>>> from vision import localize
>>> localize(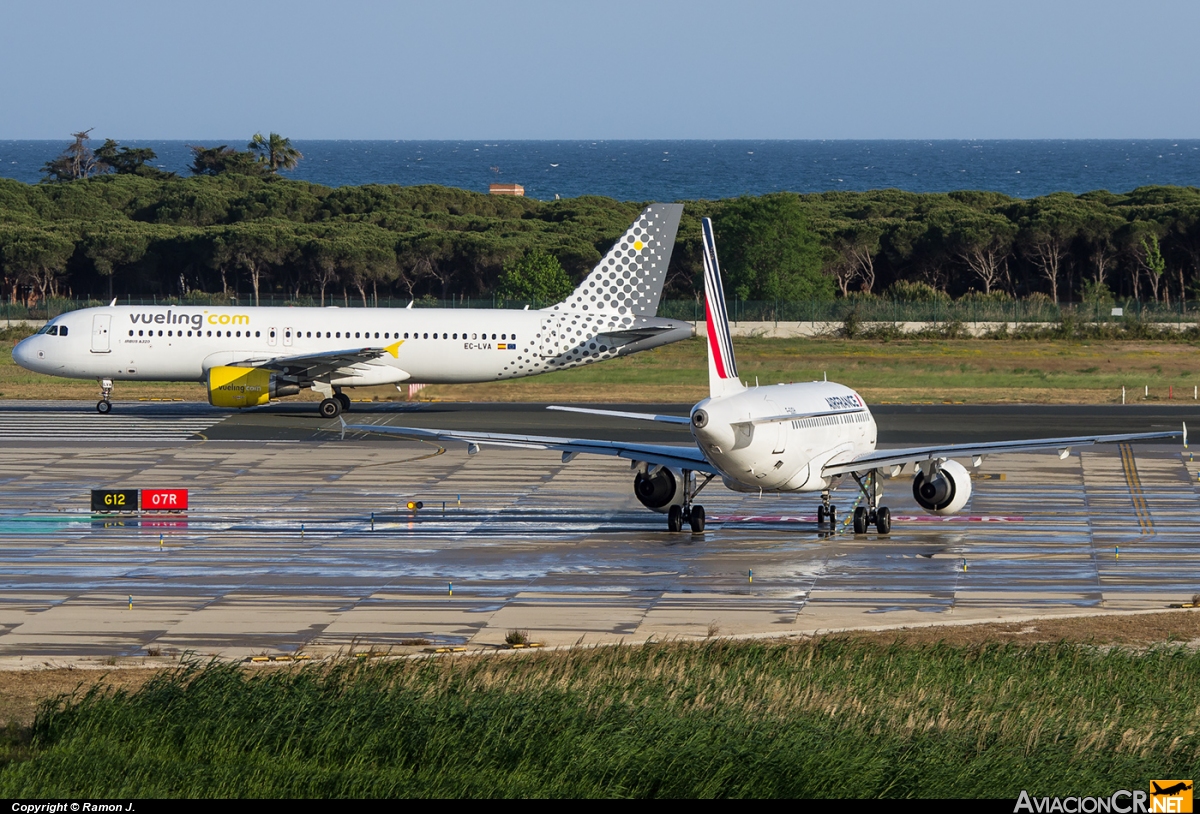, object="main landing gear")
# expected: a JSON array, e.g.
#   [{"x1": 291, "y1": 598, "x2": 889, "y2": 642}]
[
  {"x1": 849, "y1": 470, "x2": 891, "y2": 535},
  {"x1": 318, "y1": 391, "x2": 353, "y2": 418},
  {"x1": 667, "y1": 469, "x2": 715, "y2": 533},
  {"x1": 96, "y1": 379, "x2": 113, "y2": 414}
]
